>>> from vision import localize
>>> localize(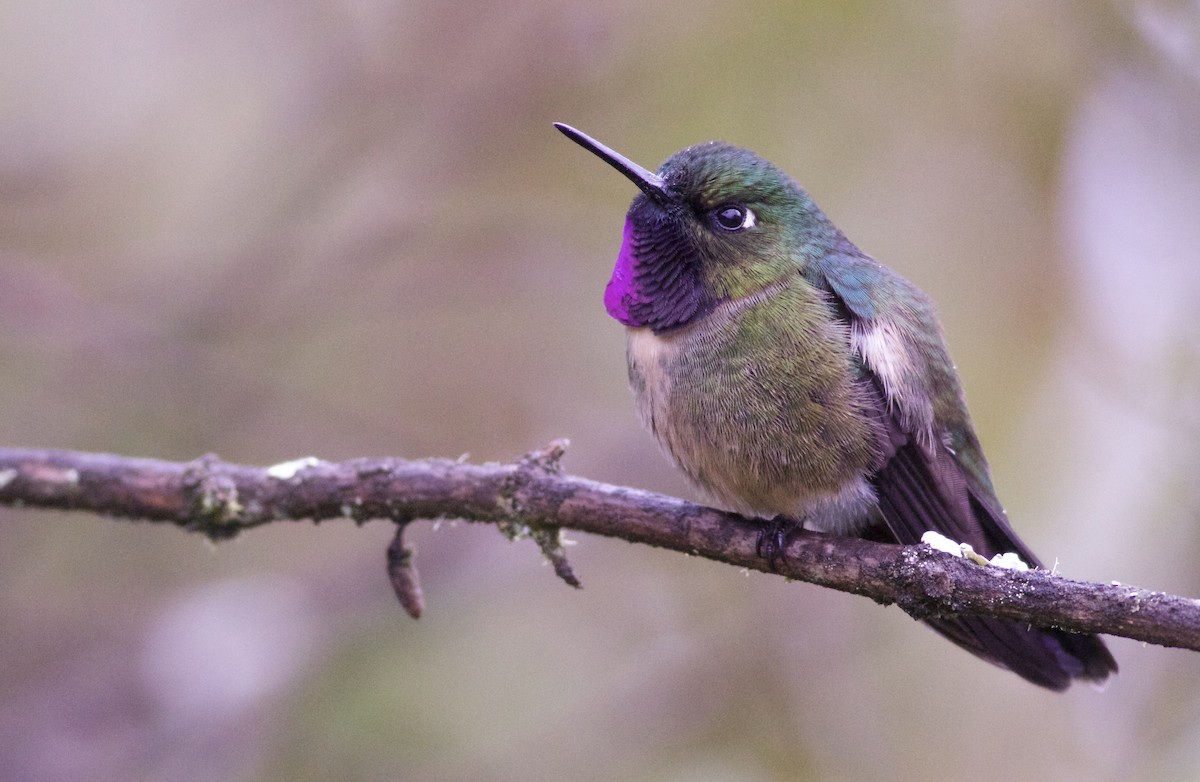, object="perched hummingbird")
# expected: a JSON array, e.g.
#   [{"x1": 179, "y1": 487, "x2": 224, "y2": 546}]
[{"x1": 556, "y1": 122, "x2": 1117, "y2": 691}]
